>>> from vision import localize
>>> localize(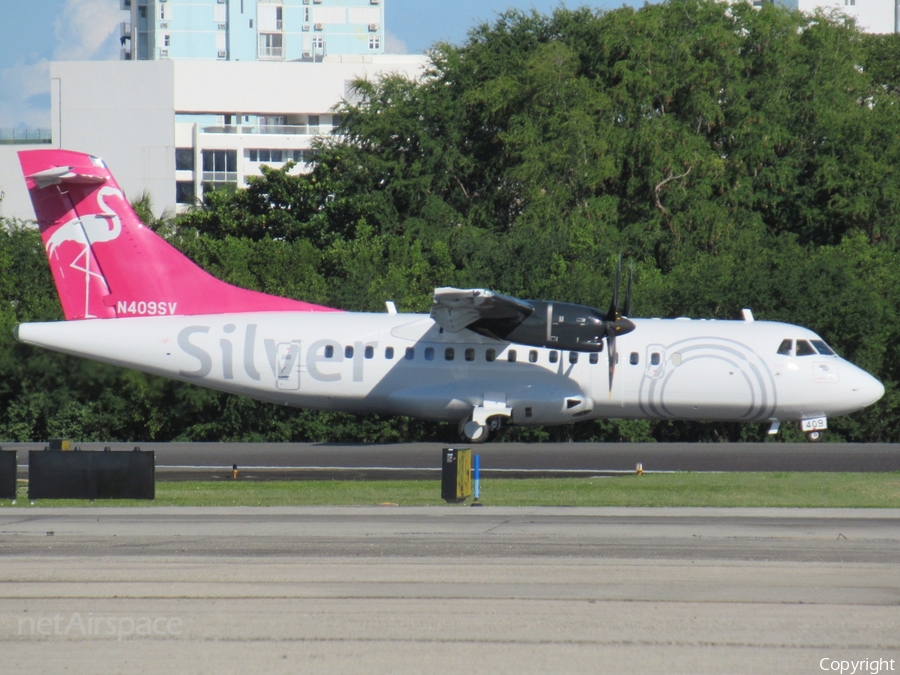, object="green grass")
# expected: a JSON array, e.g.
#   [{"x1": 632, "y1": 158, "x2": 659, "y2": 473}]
[{"x1": 2, "y1": 473, "x2": 900, "y2": 508}]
